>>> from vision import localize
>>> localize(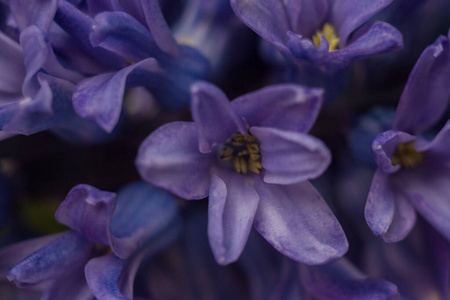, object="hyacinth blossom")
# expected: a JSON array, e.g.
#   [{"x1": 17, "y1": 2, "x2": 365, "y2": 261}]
[
  {"x1": 1, "y1": 182, "x2": 180, "y2": 300},
  {"x1": 136, "y1": 82, "x2": 348, "y2": 265},
  {"x1": 365, "y1": 30, "x2": 450, "y2": 242},
  {"x1": 230, "y1": 0, "x2": 403, "y2": 72}
]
